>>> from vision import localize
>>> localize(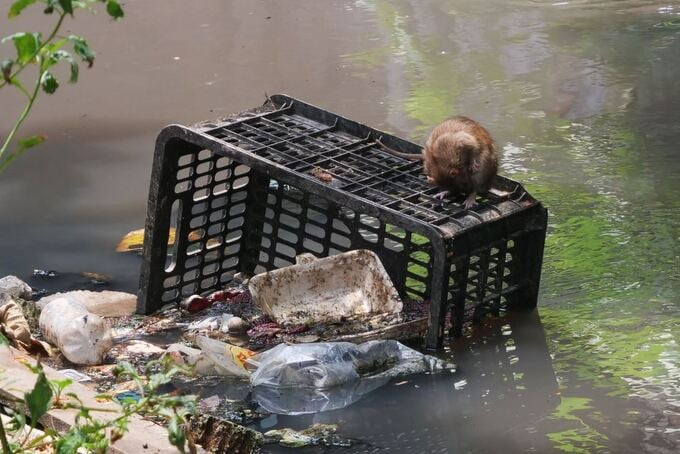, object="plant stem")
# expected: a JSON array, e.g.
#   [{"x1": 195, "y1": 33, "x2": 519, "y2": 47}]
[
  {"x1": 0, "y1": 66, "x2": 42, "y2": 167},
  {"x1": 0, "y1": 414, "x2": 12, "y2": 454},
  {"x1": 0, "y1": 12, "x2": 66, "y2": 90},
  {"x1": 19, "y1": 425, "x2": 33, "y2": 449}
]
